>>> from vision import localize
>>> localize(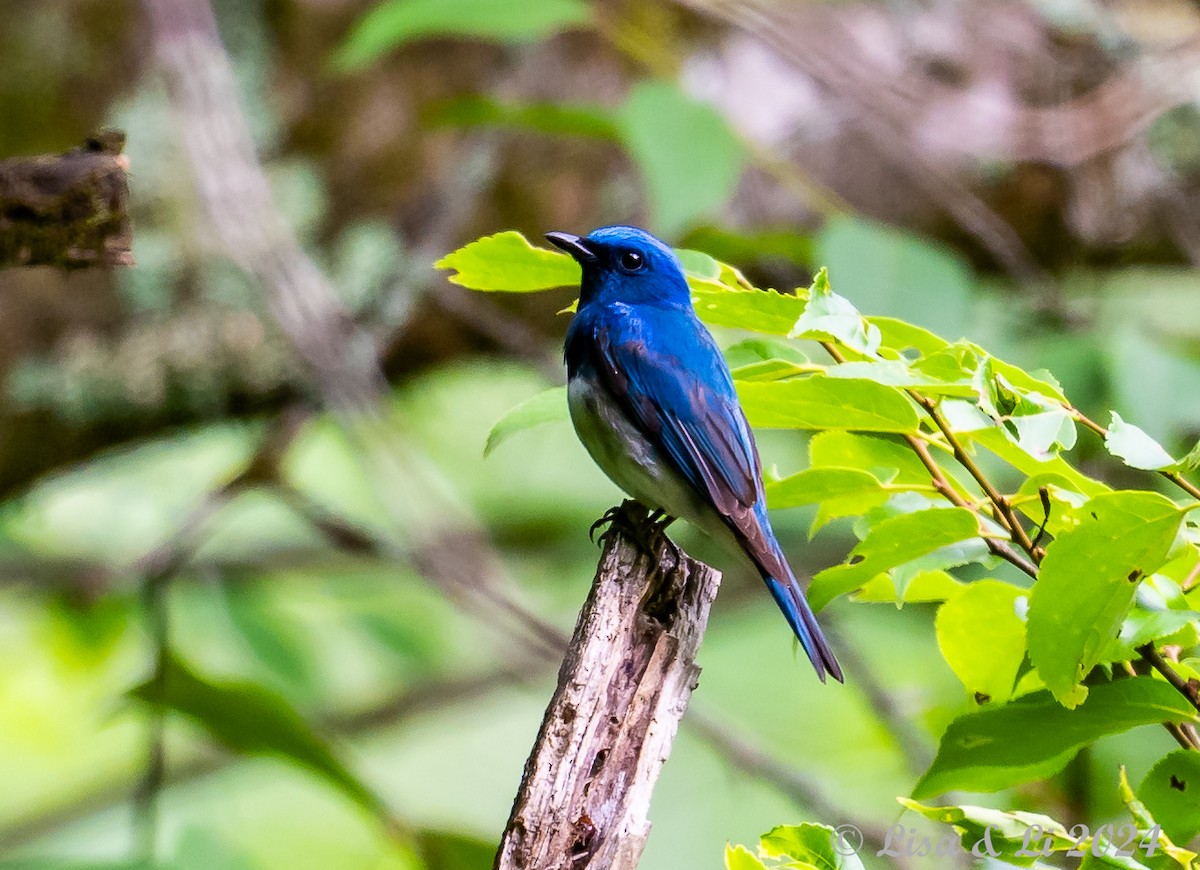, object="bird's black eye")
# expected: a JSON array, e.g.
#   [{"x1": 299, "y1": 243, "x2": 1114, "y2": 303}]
[{"x1": 619, "y1": 250, "x2": 645, "y2": 272}]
